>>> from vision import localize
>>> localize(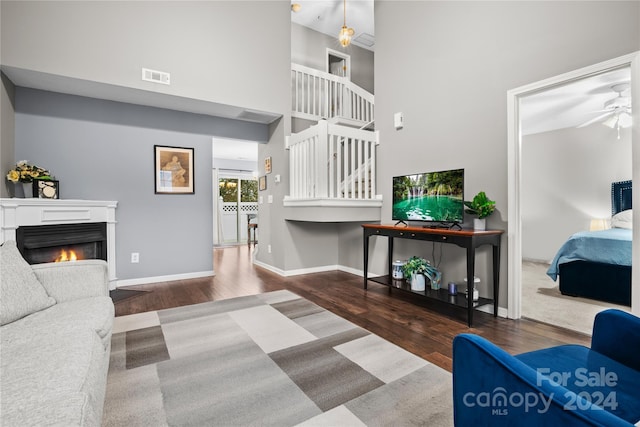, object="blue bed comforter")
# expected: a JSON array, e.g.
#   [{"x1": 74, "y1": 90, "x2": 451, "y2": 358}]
[{"x1": 546, "y1": 228, "x2": 632, "y2": 281}]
